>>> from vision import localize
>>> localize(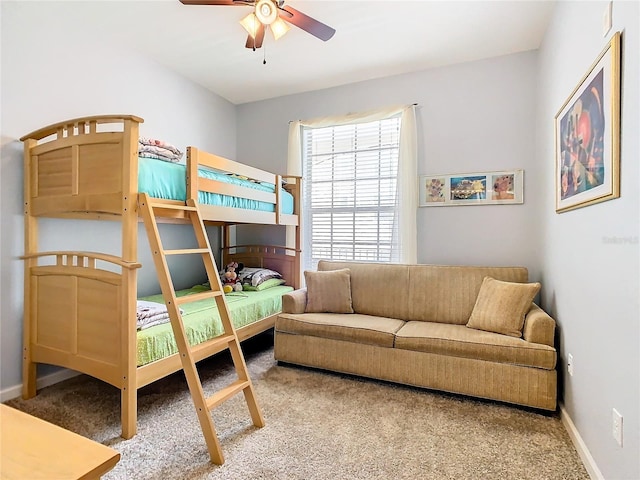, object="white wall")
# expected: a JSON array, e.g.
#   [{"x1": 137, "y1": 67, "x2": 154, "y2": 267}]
[
  {"x1": 0, "y1": 2, "x2": 236, "y2": 392},
  {"x1": 236, "y1": 51, "x2": 542, "y2": 279},
  {"x1": 537, "y1": 1, "x2": 639, "y2": 479}
]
